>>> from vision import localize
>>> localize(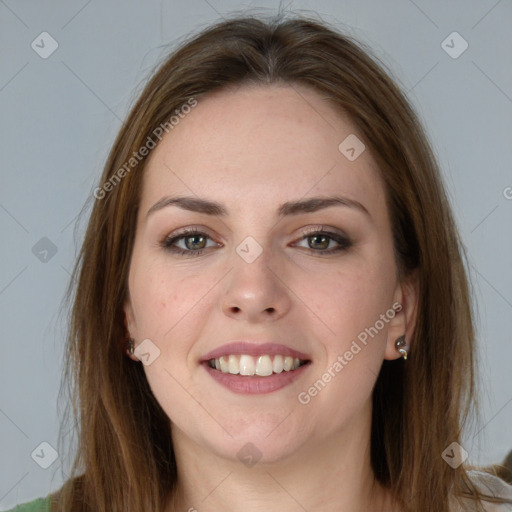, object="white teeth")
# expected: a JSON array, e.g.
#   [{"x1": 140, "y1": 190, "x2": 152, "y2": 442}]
[
  {"x1": 219, "y1": 356, "x2": 229, "y2": 373},
  {"x1": 272, "y1": 354, "x2": 284, "y2": 373},
  {"x1": 208, "y1": 354, "x2": 306, "y2": 376},
  {"x1": 228, "y1": 355, "x2": 240, "y2": 374},
  {"x1": 255, "y1": 355, "x2": 273, "y2": 376},
  {"x1": 239, "y1": 355, "x2": 255, "y2": 375}
]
